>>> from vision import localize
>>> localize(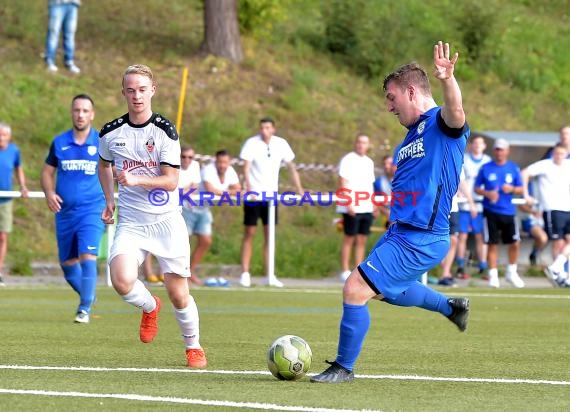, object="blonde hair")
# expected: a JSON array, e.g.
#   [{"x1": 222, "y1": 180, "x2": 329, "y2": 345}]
[{"x1": 122, "y1": 64, "x2": 156, "y2": 87}]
